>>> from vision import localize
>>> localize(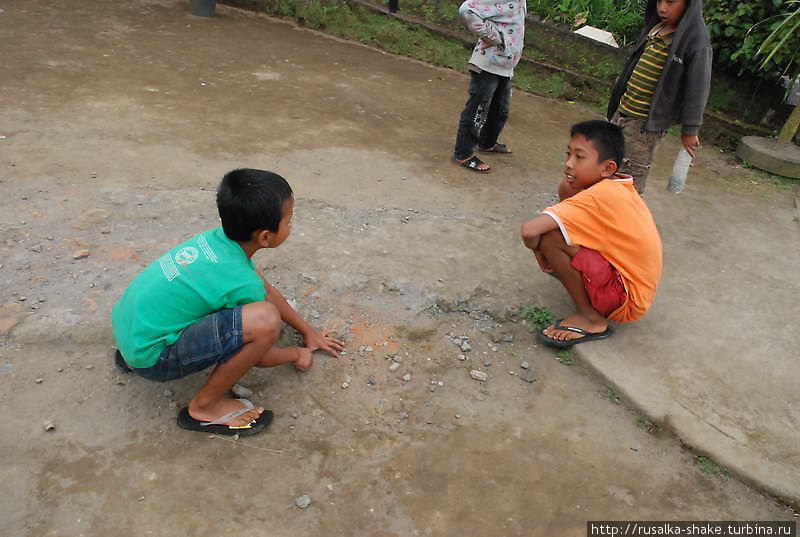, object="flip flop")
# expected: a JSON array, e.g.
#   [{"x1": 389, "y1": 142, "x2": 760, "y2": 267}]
[
  {"x1": 537, "y1": 319, "x2": 614, "y2": 348},
  {"x1": 477, "y1": 143, "x2": 512, "y2": 154},
  {"x1": 114, "y1": 349, "x2": 133, "y2": 373},
  {"x1": 452, "y1": 155, "x2": 490, "y2": 173},
  {"x1": 177, "y1": 398, "x2": 274, "y2": 437}
]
